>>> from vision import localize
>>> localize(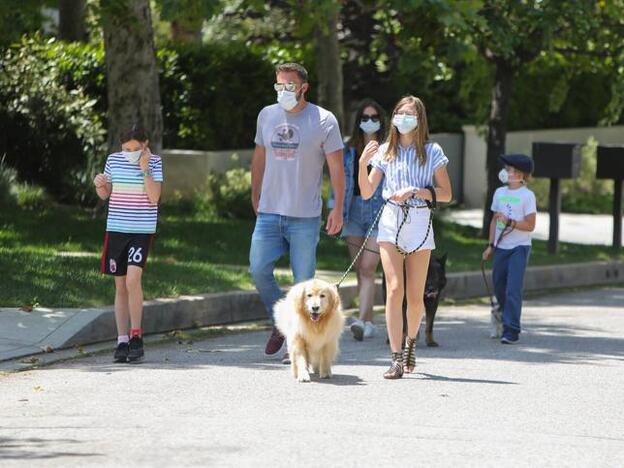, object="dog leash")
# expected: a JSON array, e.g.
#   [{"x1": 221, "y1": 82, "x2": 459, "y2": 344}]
[
  {"x1": 333, "y1": 185, "x2": 438, "y2": 288},
  {"x1": 334, "y1": 200, "x2": 387, "y2": 288},
  {"x1": 480, "y1": 219, "x2": 515, "y2": 307},
  {"x1": 390, "y1": 185, "x2": 437, "y2": 257}
]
